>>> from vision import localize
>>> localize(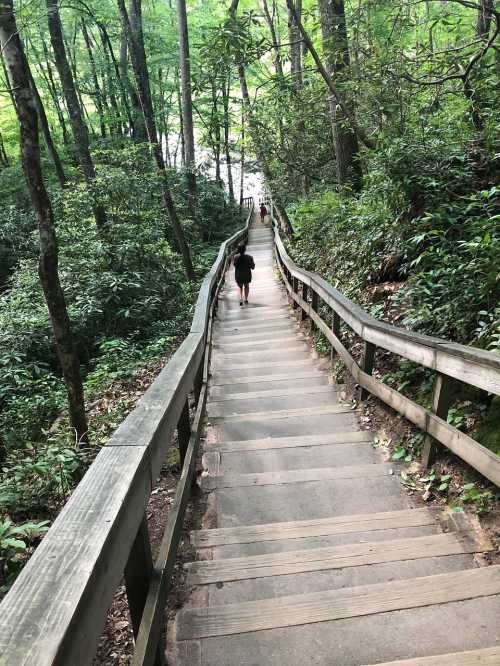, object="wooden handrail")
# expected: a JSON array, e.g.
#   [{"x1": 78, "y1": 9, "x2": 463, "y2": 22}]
[
  {"x1": 272, "y1": 220, "x2": 500, "y2": 488},
  {"x1": 0, "y1": 204, "x2": 254, "y2": 666}
]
